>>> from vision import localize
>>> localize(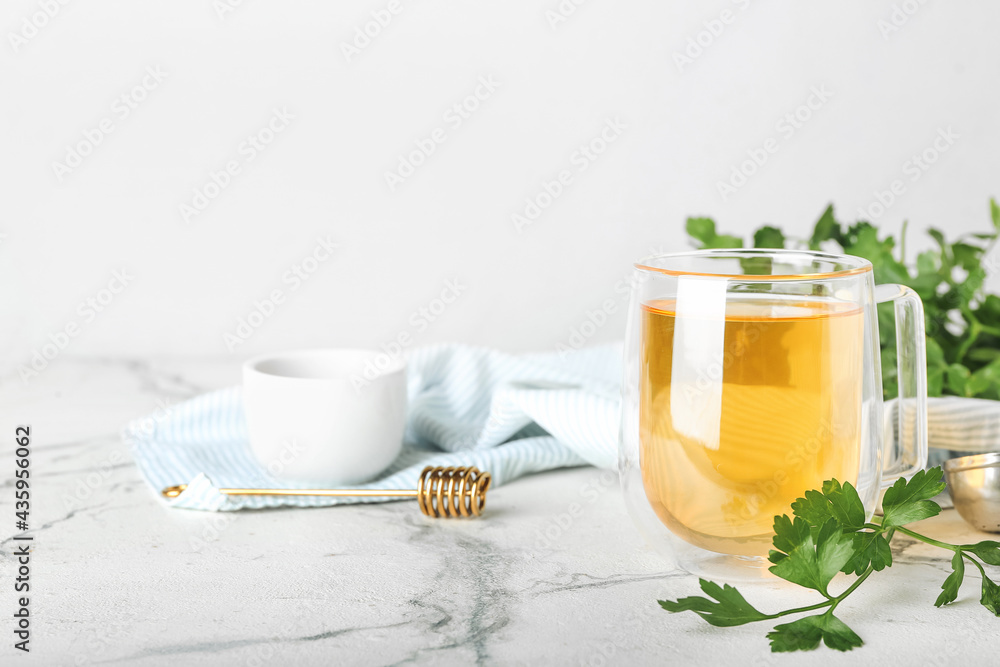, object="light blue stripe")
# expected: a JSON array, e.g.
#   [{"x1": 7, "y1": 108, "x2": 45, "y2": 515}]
[{"x1": 125, "y1": 343, "x2": 621, "y2": 511}]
